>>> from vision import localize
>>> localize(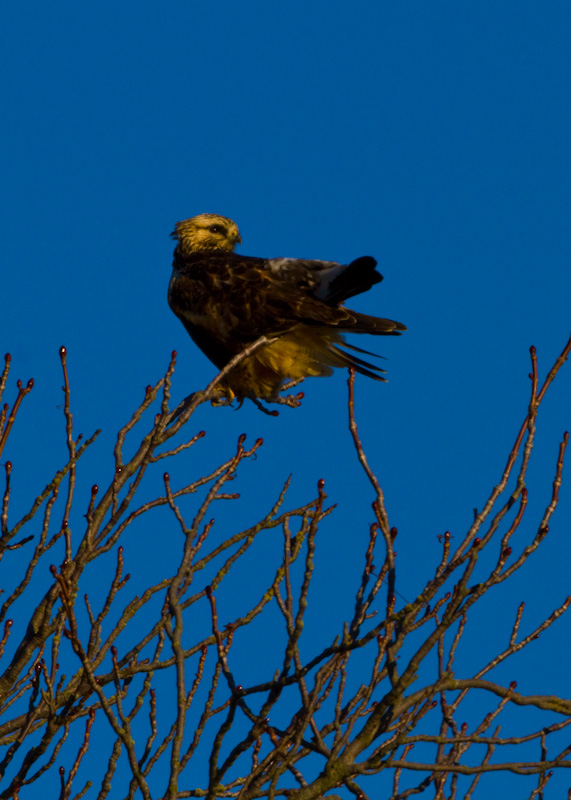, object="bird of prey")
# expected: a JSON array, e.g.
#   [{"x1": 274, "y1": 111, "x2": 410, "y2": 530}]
[{"x1": 168, "y1": 213, "x2": 406, "y2": 404}]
